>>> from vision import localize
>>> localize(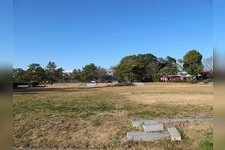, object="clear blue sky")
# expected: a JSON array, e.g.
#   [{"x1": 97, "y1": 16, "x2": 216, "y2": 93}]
[
  {"x1": 2, "y1": 0, "x2": 214, "y2": 70},
  {"x1": 214, "y1": 0, "x2": 225, "y2": 60},
  {"x1": 0, "y1": 0, "x2": 13, "y2": 65}
]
